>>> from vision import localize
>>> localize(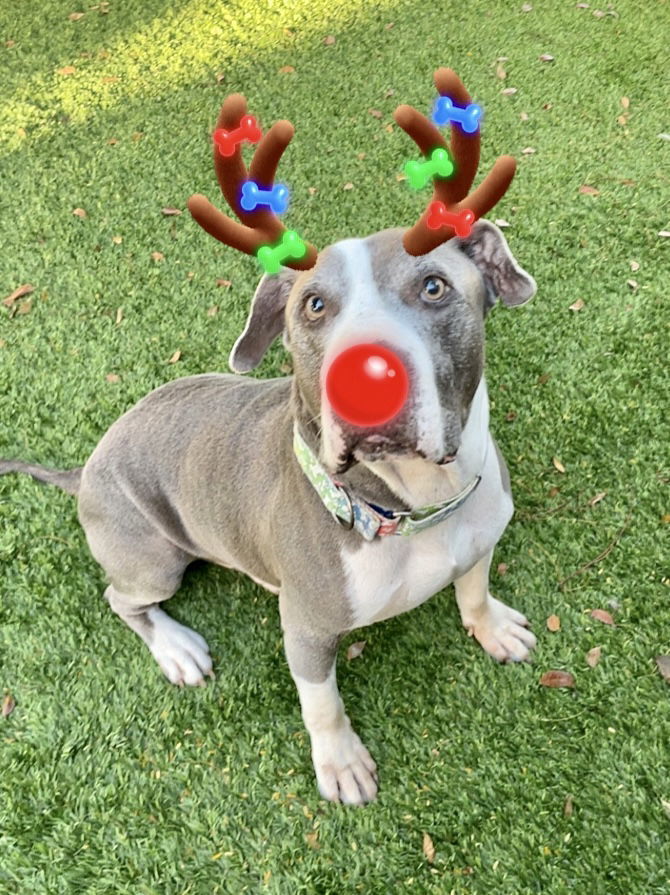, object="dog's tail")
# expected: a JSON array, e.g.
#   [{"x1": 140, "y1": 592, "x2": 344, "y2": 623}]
[{"x1": 0, "y1": 460, "x2": 83, "y2": 496}]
